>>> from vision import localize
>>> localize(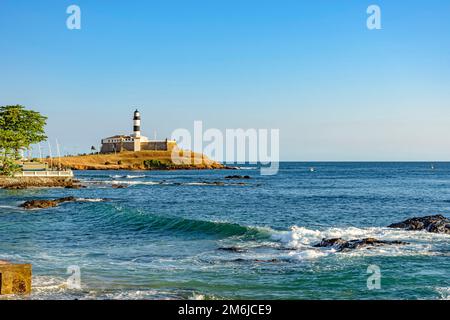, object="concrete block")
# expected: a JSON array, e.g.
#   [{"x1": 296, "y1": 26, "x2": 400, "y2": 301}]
[{"x1": 0, "y1": 260, "x2": 32, "y2": 295}]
